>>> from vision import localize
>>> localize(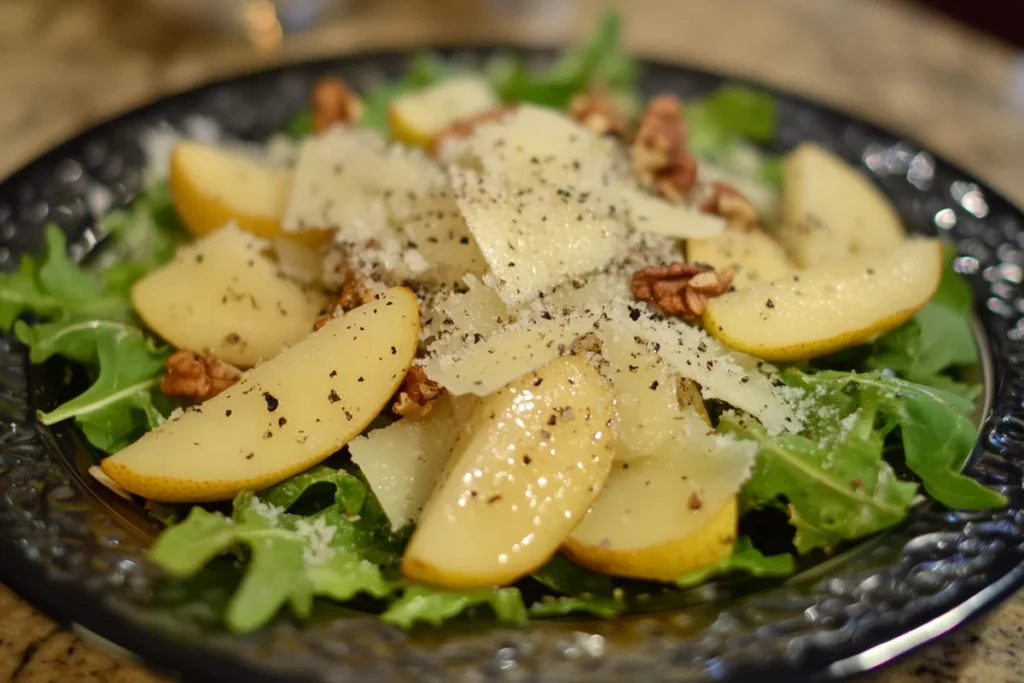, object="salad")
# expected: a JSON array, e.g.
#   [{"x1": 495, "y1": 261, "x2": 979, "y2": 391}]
[{"x1": 0, "y1": 11, "x2": 1004, "y2": 633}]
